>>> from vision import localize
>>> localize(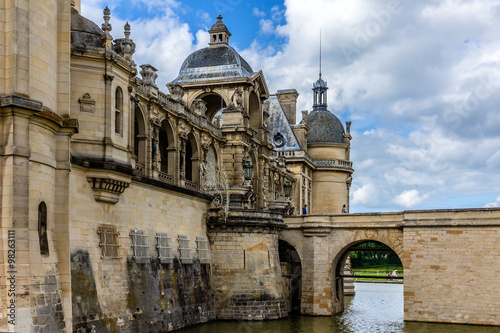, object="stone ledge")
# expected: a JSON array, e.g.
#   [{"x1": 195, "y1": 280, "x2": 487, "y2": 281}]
[
  {"x1": 72, "y1": 155, "x2": 211, "y2": 201},
  {"x1": 0, "y1": 94, "x2": 43, "y2": 111}
]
